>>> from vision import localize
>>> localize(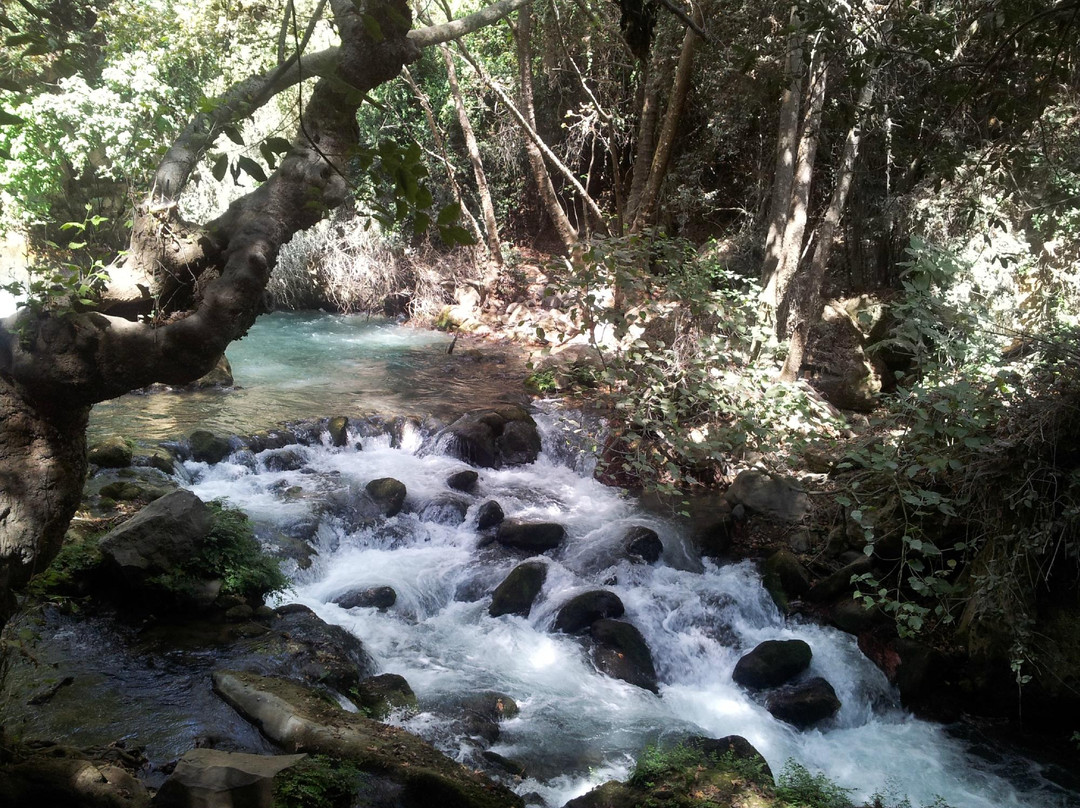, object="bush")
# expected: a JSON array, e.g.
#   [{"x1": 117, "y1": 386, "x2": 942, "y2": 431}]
[{"x1": 273, "y1": 755, "x2": 363, "y2": 808}]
